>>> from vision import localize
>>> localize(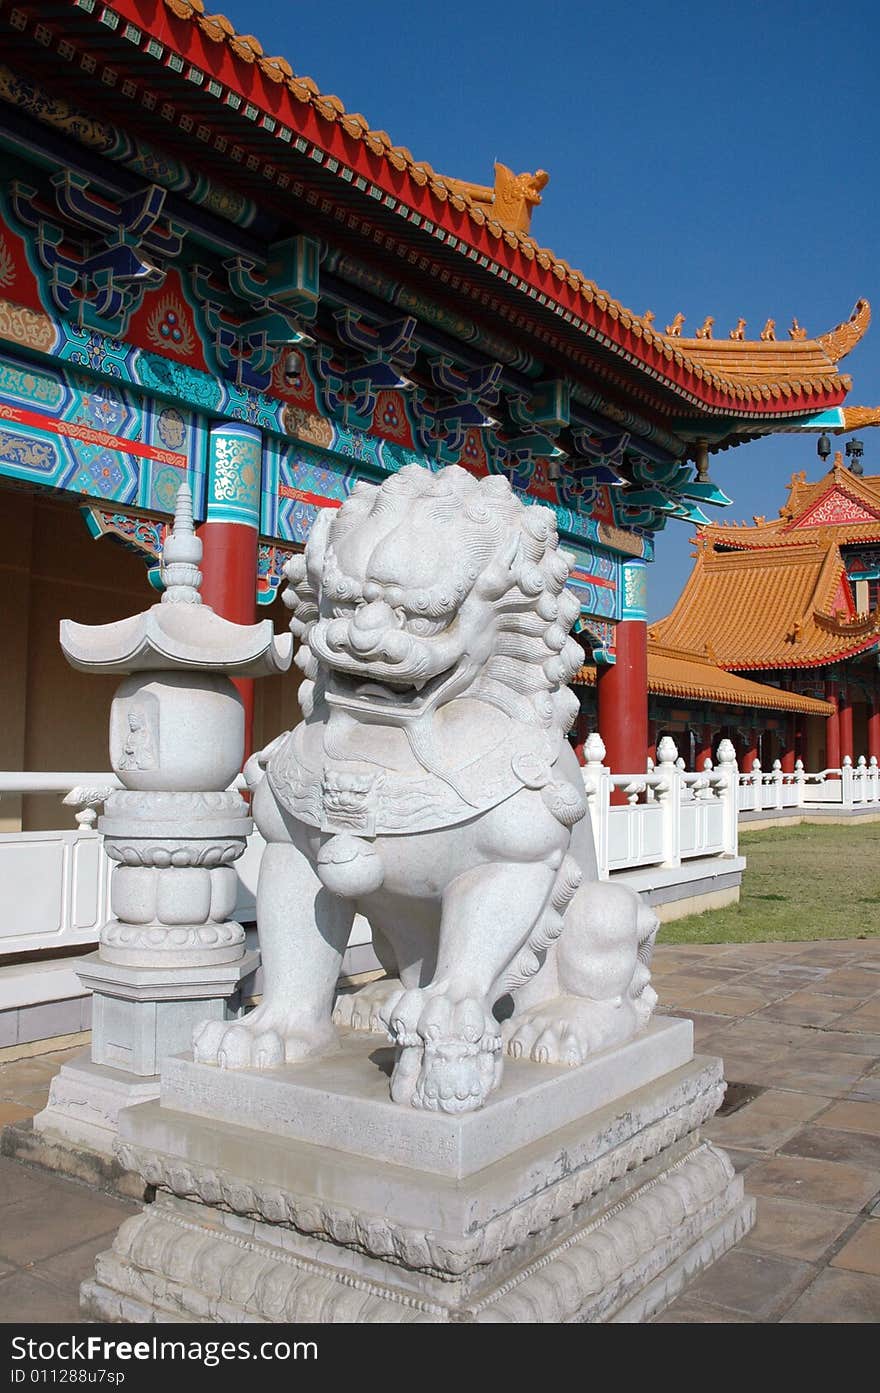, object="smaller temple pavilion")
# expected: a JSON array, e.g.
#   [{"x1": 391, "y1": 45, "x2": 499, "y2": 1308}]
[{"x1": 587, "y1": 451, "x2": 880, "y2": 772}]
